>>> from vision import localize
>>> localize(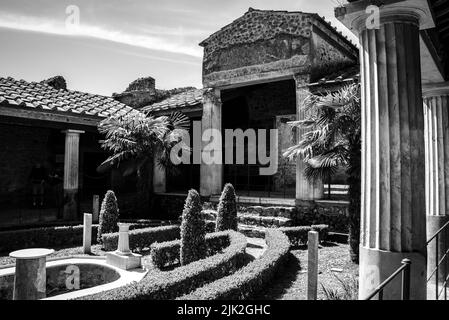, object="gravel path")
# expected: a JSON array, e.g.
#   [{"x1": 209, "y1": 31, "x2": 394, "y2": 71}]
[
  {"x1": 245, "y1": 237, "x2": 267, "y2": 259},
  {"x1": 256, "y1": 243, "x2": 358, "y2": 300}
]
